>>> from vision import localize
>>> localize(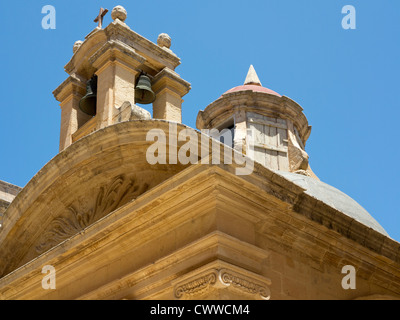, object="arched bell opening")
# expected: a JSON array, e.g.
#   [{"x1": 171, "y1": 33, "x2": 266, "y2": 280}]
[
  {"x1": 79, "y1": 75, "x2": 98, "y2": 117},
  {"x1": 134, "y1": 72, "x2": 156, "y2": 105}
]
